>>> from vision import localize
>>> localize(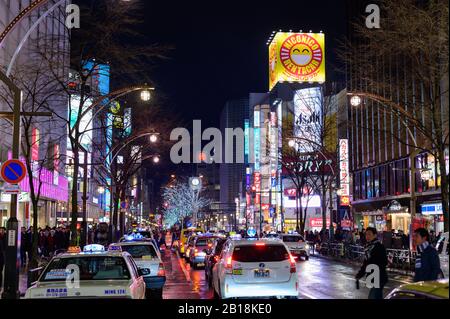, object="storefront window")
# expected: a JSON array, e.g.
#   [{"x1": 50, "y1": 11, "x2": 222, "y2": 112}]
[
  {"x1": 366, "y1": 169, "x2": 373, "y2": 198},
  {"x1": 379, "y1": 165, "x2": 386, "y2": 197},
  {"x1": 388, "y1": 163, "x2": 395, "y2": 196},
  {"x1": 373, "y1": 168, "x2": 379, "y2": 197},
  {"x1": 354, "y1": 172, "x2": 361, "y2": 200},
  {"x1": 361, "y1": 170, "x2": 366, "y2": 200}
]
